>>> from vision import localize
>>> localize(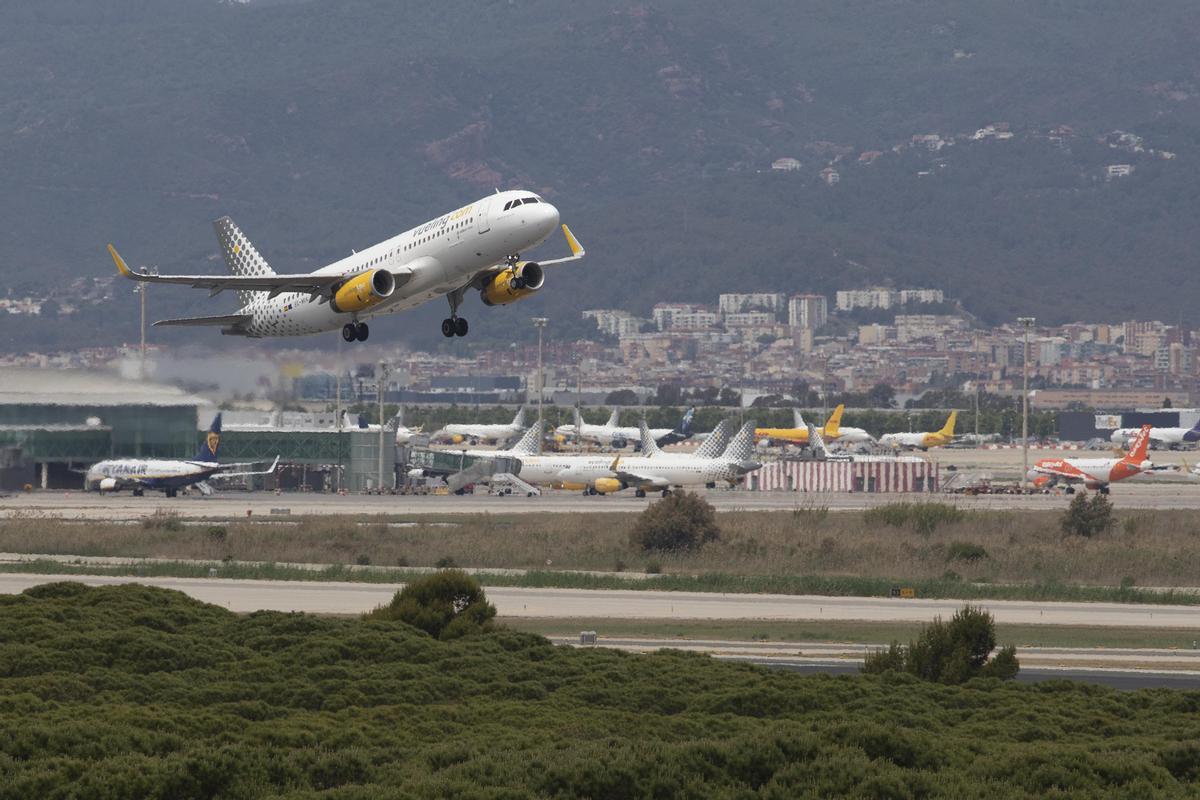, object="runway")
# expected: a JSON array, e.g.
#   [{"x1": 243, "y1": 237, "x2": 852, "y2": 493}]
[
  {"x1": 2, "y1": 572, "x2": 1196, "y2": 687},
  {"x1": 2, "y1": 572, "x2": 1197, "y2": 628},
  {"x1": 4, "y1": 480, "x2": 1200, "y2": 518}
]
